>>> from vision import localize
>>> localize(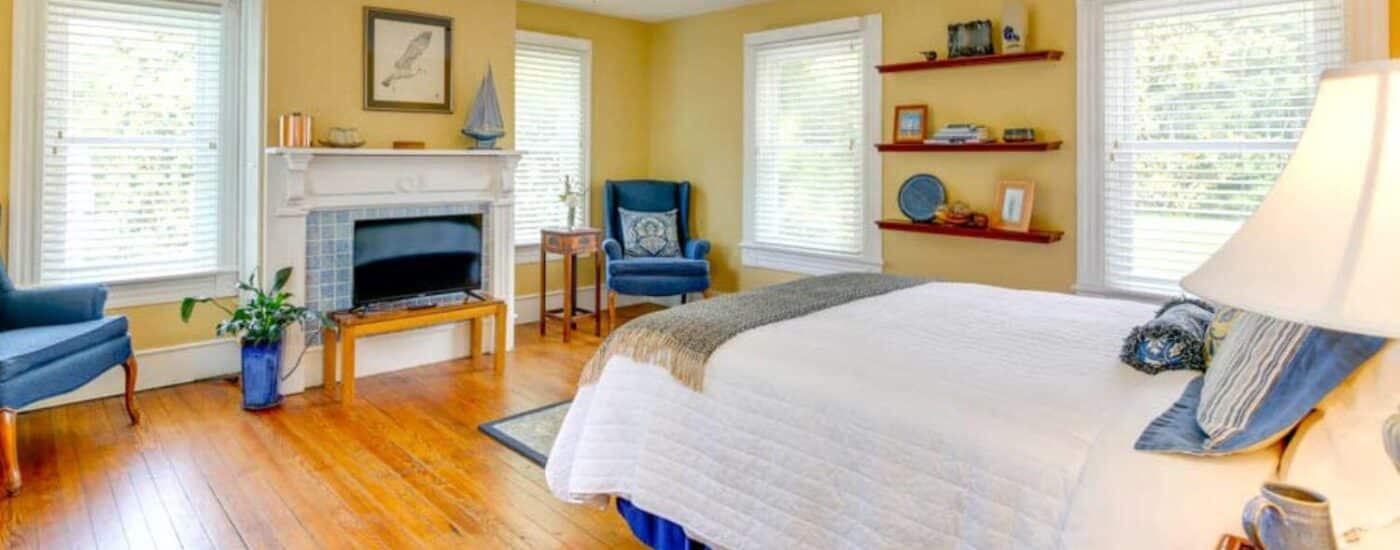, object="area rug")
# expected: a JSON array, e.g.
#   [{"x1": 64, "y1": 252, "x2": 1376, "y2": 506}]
[{"x1": 478, "y1": 400, "x2": 571, "y2": 467}]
